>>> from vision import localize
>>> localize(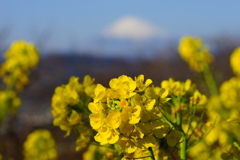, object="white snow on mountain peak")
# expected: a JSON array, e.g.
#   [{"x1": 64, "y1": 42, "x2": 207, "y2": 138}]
[{"x1": 103, "y1": 16, "x2": 168, "y2": 40}]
